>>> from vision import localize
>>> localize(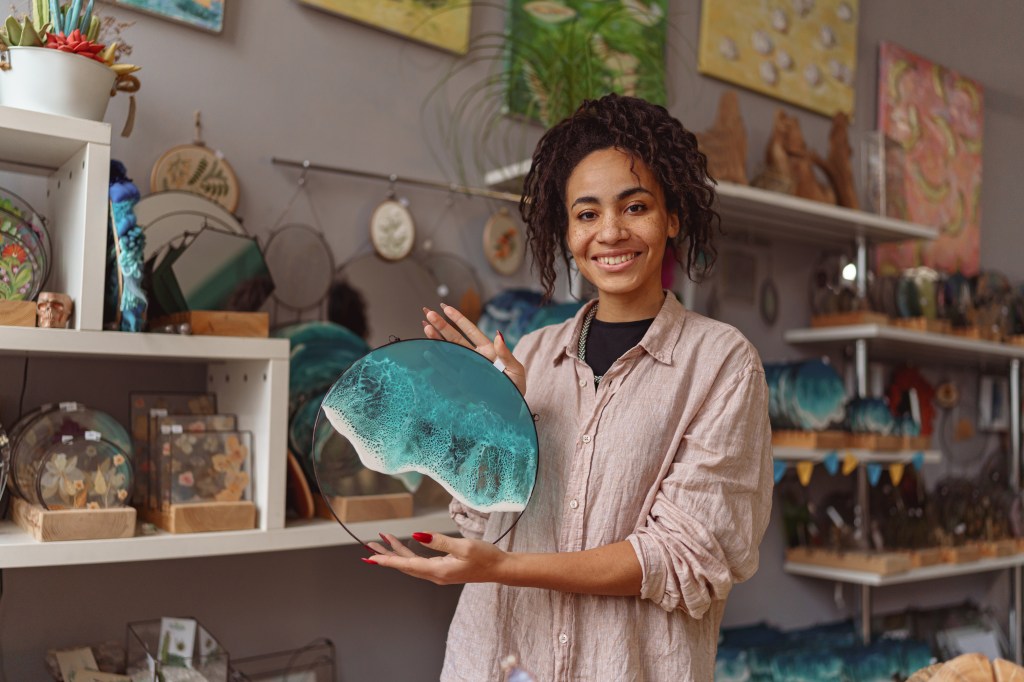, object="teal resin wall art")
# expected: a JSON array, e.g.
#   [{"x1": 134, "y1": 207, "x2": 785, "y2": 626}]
[{"x1": 314, "y1": 338, "x2": 538, "y2": 544}]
